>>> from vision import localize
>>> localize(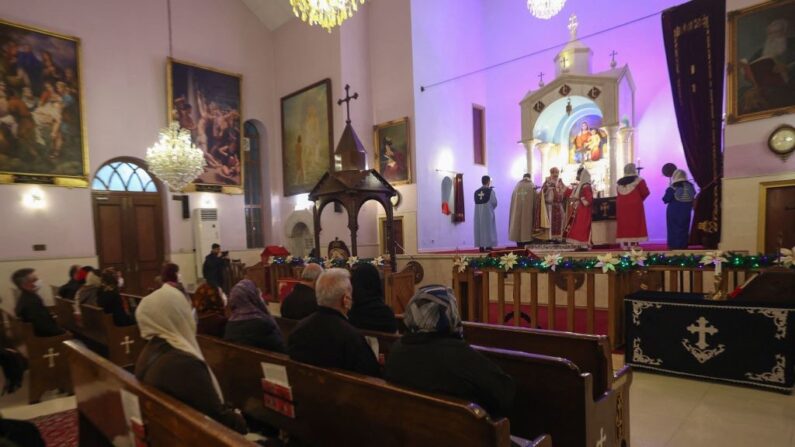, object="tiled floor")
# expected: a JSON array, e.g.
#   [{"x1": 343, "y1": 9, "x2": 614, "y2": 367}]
[{"x1": 3, "y1": 363, "x2": 795, "y2": 446}]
